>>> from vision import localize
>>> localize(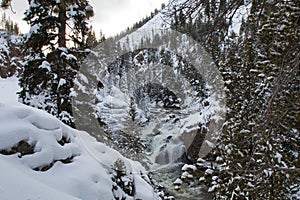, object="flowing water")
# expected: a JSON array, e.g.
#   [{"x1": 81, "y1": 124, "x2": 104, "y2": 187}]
[
  {"x1": 149, "y1": 164, "x2": 212, "y2": 200},
  {"x1": 138, "y1": 107, "x2": 212, "y2": 199}
]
